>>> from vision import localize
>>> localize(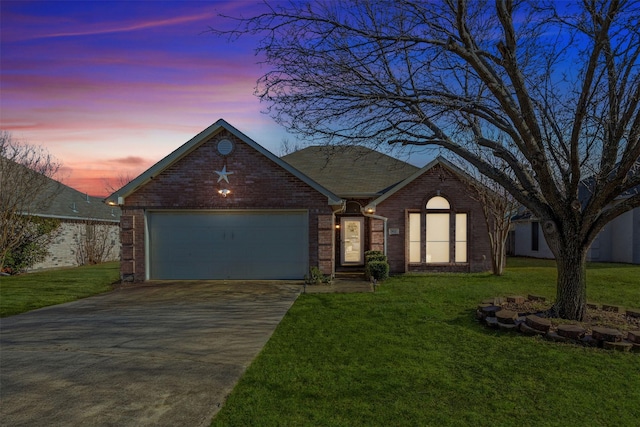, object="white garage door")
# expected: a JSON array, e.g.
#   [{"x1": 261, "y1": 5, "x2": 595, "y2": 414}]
[{"x1": 147, "y1": 211, "x2": 309, "y2": 280}]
